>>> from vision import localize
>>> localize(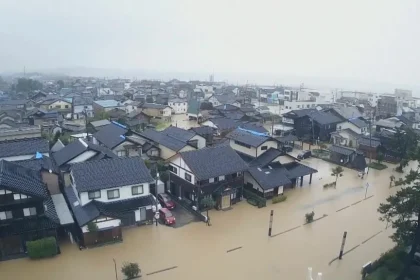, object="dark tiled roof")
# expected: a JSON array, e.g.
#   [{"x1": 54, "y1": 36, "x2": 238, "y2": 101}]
[
  {"x1": 52, "y1": 139, "x2": 86, "y2": 167},
  {"x1": 14, "y1": 157, "x2": 57, "y2": 173},
  {"x1": 222, "y1": 111, "x2": 245, "y2": 120},
  {"x1": 190, "y1": 126, "x2": 215, "y2": 136},
  {"x1": 71, "y1": 157, "x2": 153, "y2": 192},
  {"x1": 282, "y1": 162, "x2": 318, "y2": 178},
  {"x1": 240, "y1": 122, "x2": 268, "y2": 134},
  {"x1": 227, "y1": 128, "x2": 271, "y2": 147},
  {"x1": 331, "y1": 128, "x2": 361, "y2": 139},
  {"x1": 0, "y1": 217, "x2": 58, "y2": 237},
  {"x1": 277, "y1": 134, "x2": 298, "y2": 143},
  {"x1": 248, "y1": 166, "x2": 292, "y2": 190},
  {"x1": 283, "y1": 109, "x2": 342, "y2": 125},
  {"x1": 328, "y1": 145, "x2": 356, "y2": 156},
  {"x1": 358, "y1": 137, "x2": 381, "y2": 148},
  {"x1": 64, "y1": 187, "x2": 100, "y2": 226},
  {"x1": 89, "y1": 119, "x2": 111, "y2": 128},
  {"x1": 249, "y1": 148, "x2": 283, "y2": 167},
  {"x1": 141, "y1": 129, "x2": 188, "y2": 151},
  {"x1": 180, "y1": 145, "x2": 248, "y2": 180},
  {"x1": 73, "y1": 96, "x2": 93, "y2": 106},
  {"x1": 0, "y1": 160, "x2": 48, "y2": 198},
  {"x1": 330, "y1": 107, "x2": 362, "y2": 120},
  {"x1": 348, "y1": 118, "x2": 368, "y2": 128},
  {"x1": 162, "y1": 126, "x2": 195, "y2": 142},
  {"x1": 142, "y1": 103, "x2": 169, "y2": 109},
  {"x1": 207, "y1": 117, "x2": 238, "y2": 131},
  {"x1": 0, "y1": 138, "x2": 49, "y2": 158},
  {"x1": 94, "y1": 195, "x2": 154, "y2": 217},
  {"x1": 93, "y1": 123, "x2": 128, "y2": 149},
  {"x1": 214, "y1": 104, "x2": 239, "y2": 111}
]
